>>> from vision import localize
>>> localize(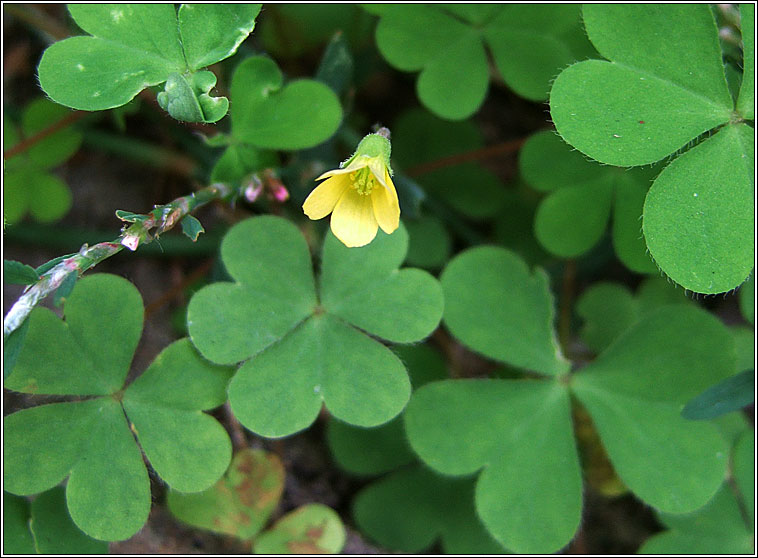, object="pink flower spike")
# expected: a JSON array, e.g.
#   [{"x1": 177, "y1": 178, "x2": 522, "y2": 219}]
[
  {"x1": 244, "y1": 175, "x2": 264, "y2": 203},
  {"x1": 271, "y1": 183, "x2": 290, "y2": 202}
]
